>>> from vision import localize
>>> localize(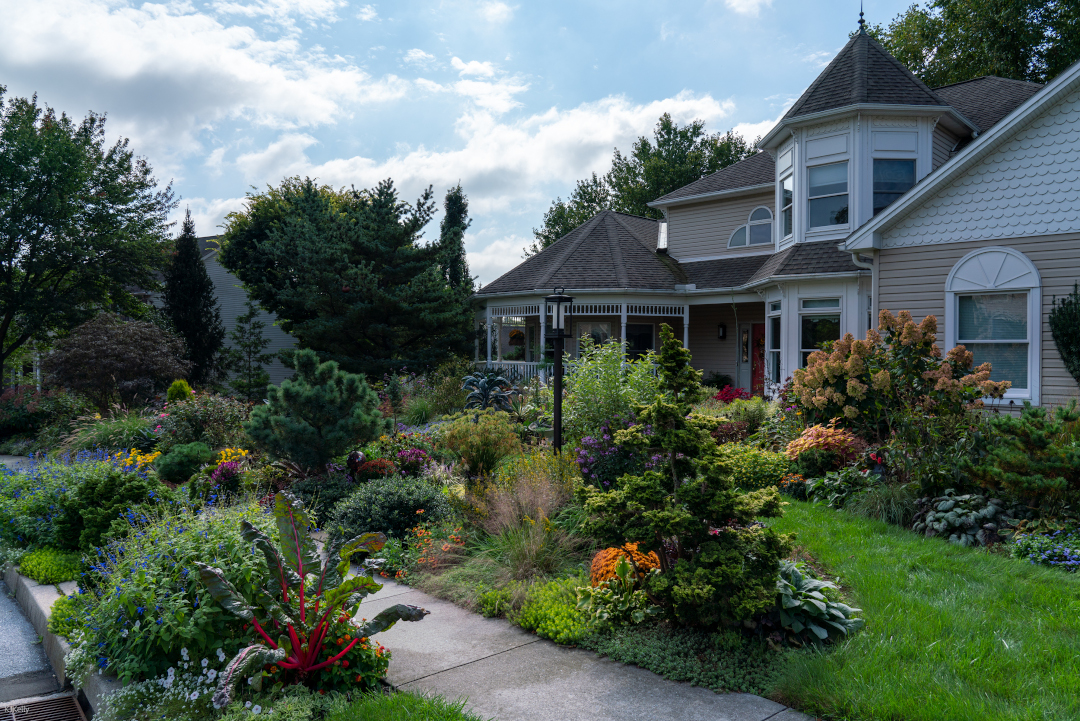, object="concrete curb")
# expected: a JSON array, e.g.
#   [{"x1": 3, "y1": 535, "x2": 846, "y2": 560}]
[{"x1": 2, "y1": 562, "x2": 121, "y2": 716}]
